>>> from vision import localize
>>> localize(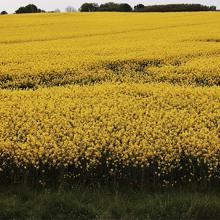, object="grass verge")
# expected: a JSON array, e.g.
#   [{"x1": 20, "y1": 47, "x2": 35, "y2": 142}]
[{"x1": 0, "y1": 185, "x2": 220, "y2": 219}]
